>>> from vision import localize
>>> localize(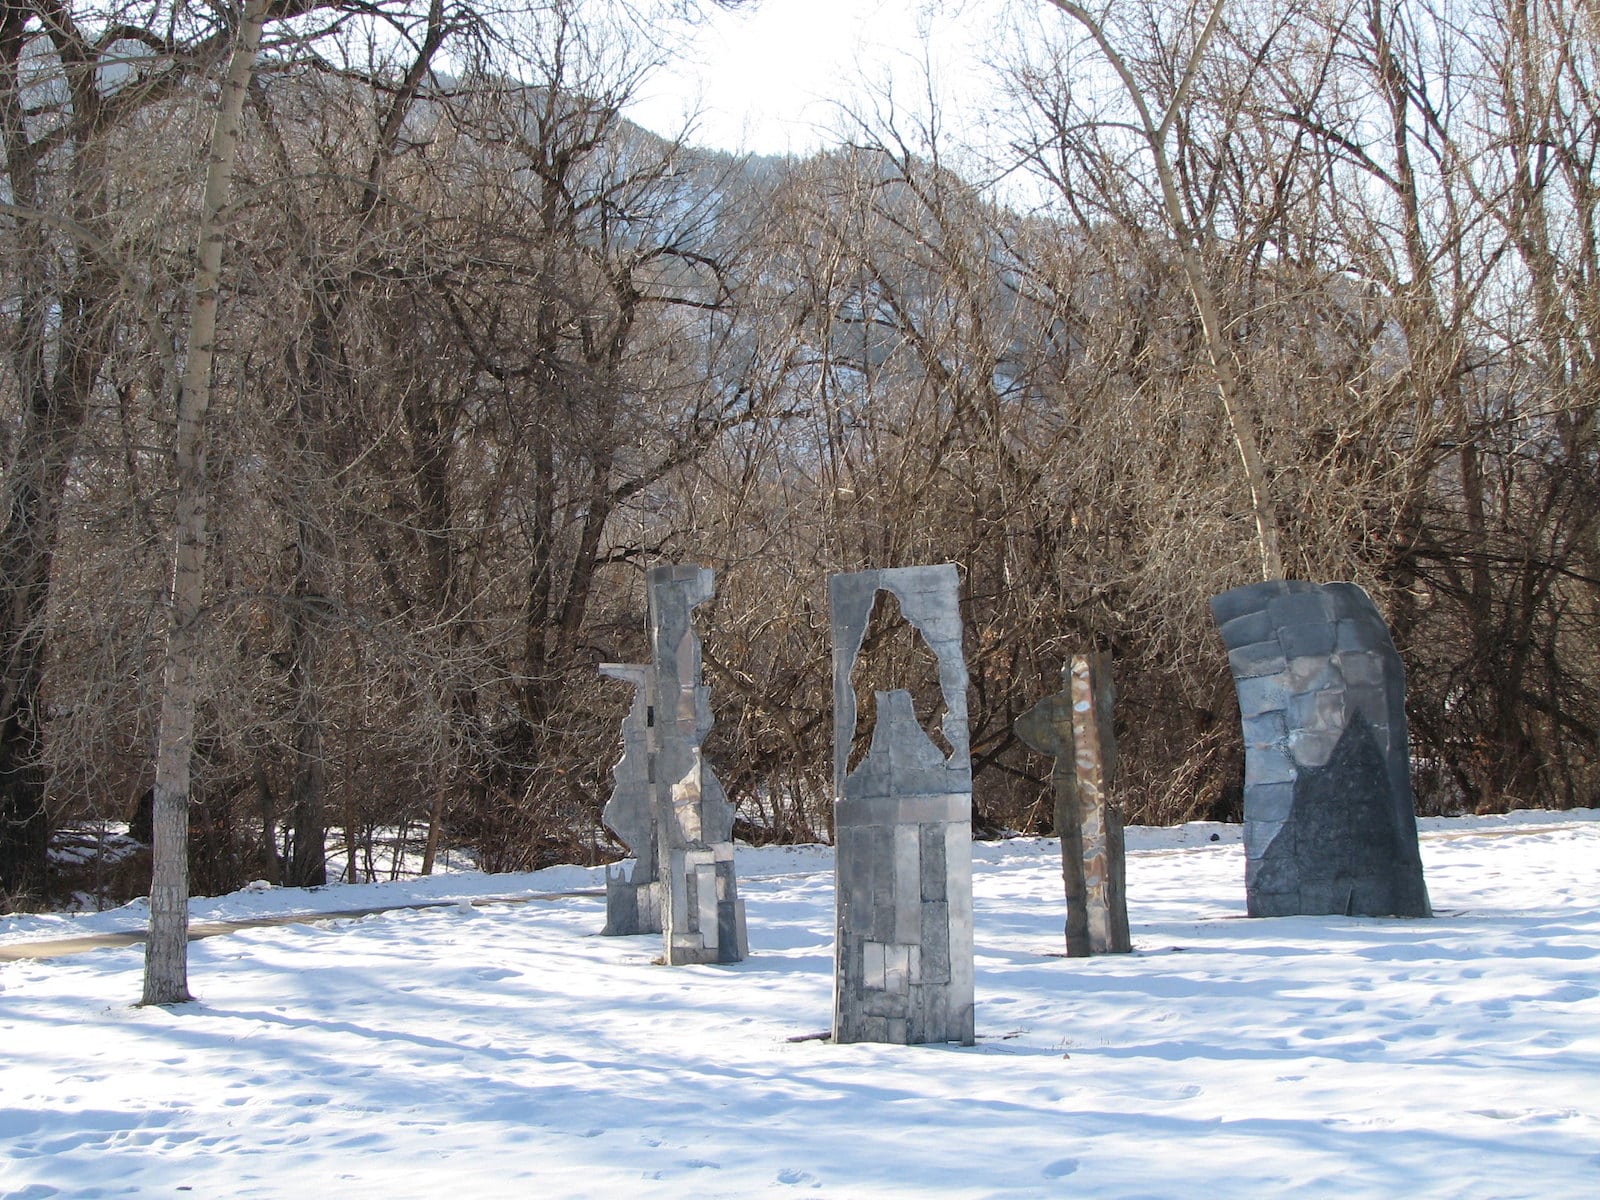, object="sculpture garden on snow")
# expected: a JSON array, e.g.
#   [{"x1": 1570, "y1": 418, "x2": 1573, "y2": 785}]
[{"x1": 598, "y1": 563, "x2": 1430, "y2": 1046}]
